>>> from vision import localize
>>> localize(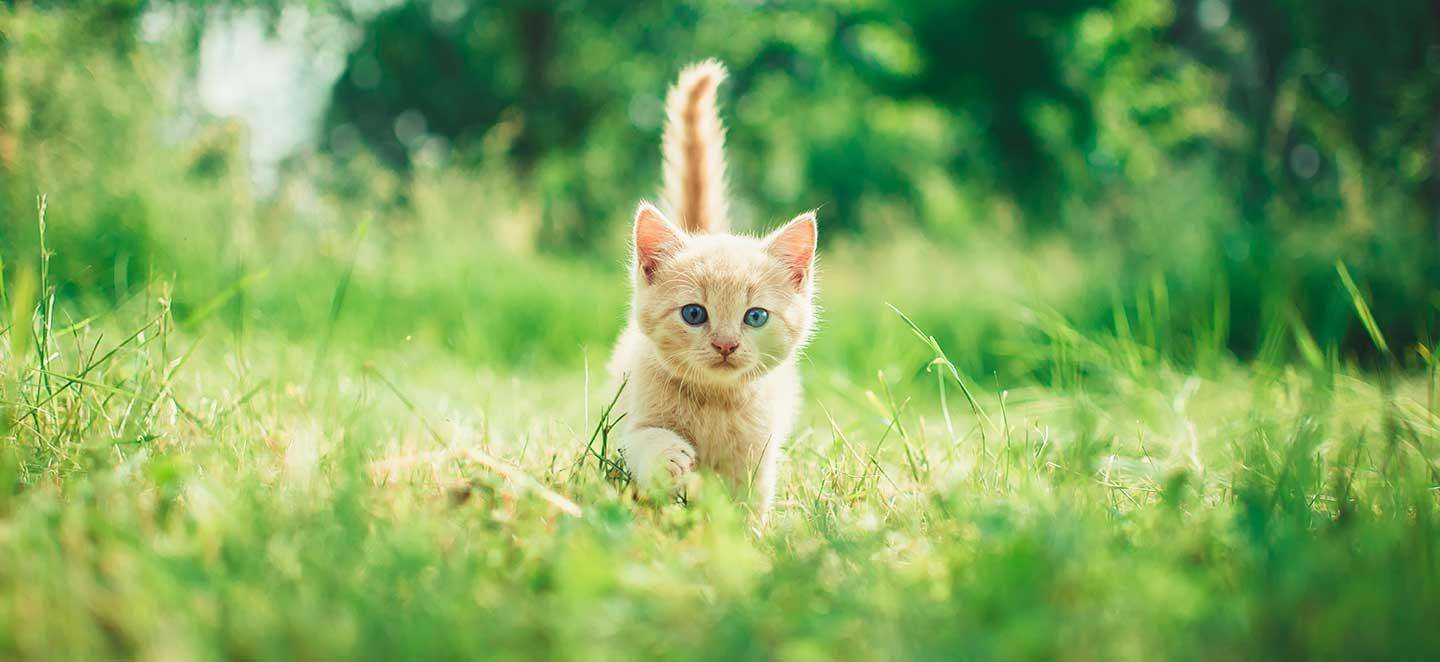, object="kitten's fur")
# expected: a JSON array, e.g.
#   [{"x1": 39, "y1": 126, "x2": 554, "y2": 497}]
[{"x1": 608, "y1": 60, "x2": 818, "y2": 516}]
